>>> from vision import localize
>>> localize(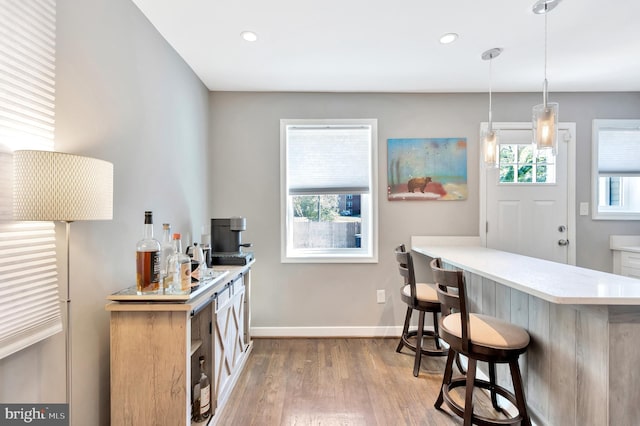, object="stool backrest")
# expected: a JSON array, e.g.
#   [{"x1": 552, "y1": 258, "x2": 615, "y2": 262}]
[
  {"x1": 394, "y1": 244, "x2": 417, "y2": 302},
  {"x1": 430, "y1": 257, "x2": 470, "y2": 351}
]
